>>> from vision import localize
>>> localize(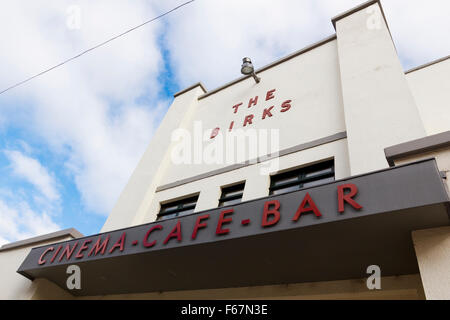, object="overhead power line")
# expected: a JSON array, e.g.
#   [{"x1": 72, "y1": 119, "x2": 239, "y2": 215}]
[{"x1": 0, "y1": 0, "x2": 195, "y2": 96}]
